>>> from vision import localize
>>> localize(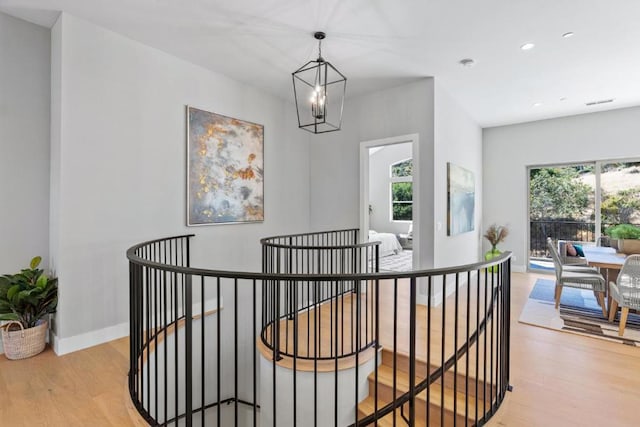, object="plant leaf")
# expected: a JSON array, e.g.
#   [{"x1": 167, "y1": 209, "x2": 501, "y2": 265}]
[
  {"x1": 30, "y1": 256, "x2": 42, "y2": 269},
  {"x1": 7, "y1": 285, "x2": 20, "y2": 300},
  {"x1": 0, "y1": 313, "x2": 19, "y2": 321},
  {"x1": 36, "y1": 274, "x2": 48, "y2": 289}
]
